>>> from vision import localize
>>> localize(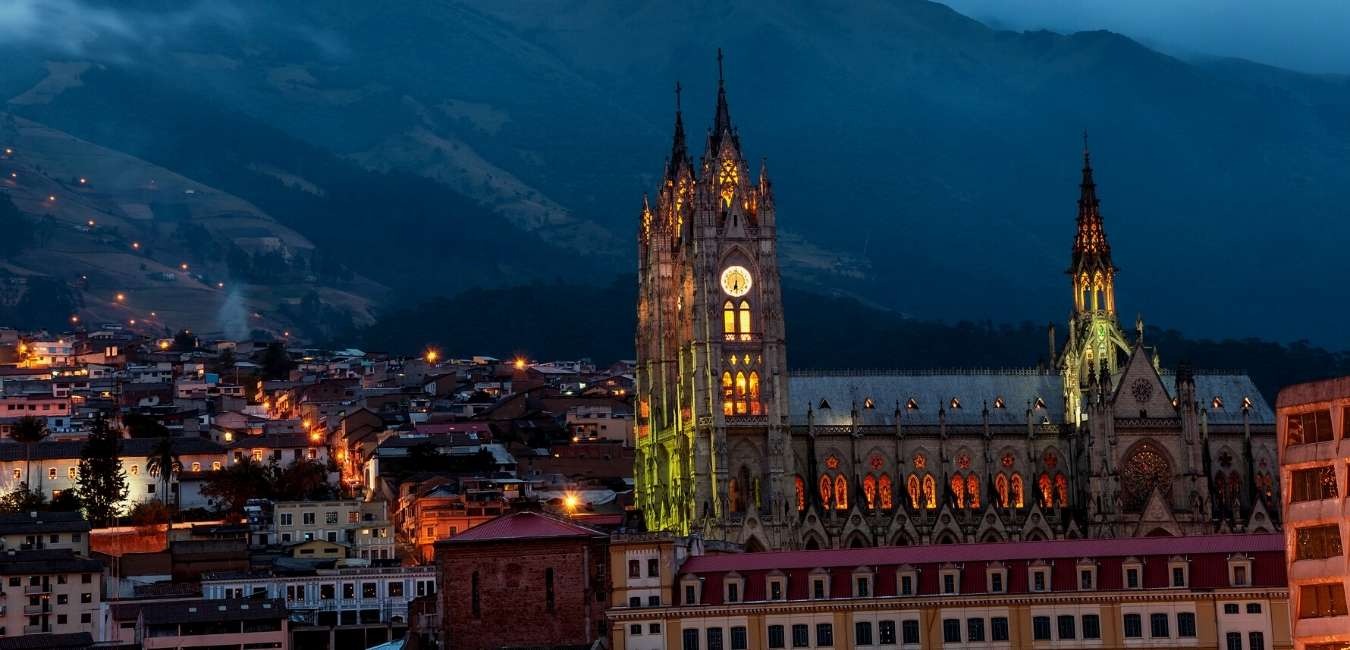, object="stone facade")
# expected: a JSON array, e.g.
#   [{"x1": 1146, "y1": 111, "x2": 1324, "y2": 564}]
[{"x1": 635, "y1": 60, "x2": 1278, "y2": 551}]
